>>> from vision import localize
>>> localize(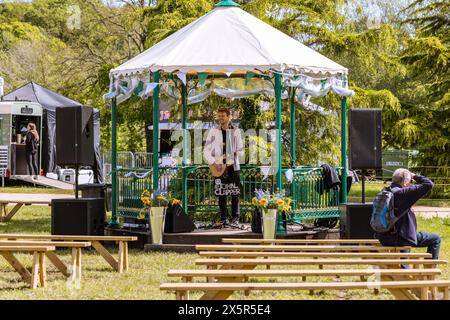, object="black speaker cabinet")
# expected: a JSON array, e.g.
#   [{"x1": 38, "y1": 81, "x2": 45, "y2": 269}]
[
  {"x1": 349, "y1": 108, "x2": 382, "y2": 170},
  {"x1": 164, "y1": 205, "x2": 195, "y2": 233},
  {"x1": 56, "y1": 106, "x2": 94, "y2": 166},
  {"x1": 339, "y1": 203, "x2": 375, "y2": 239},
  {"x1": 51, "y1": 198, "x2": 105, "y2": 235}
]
